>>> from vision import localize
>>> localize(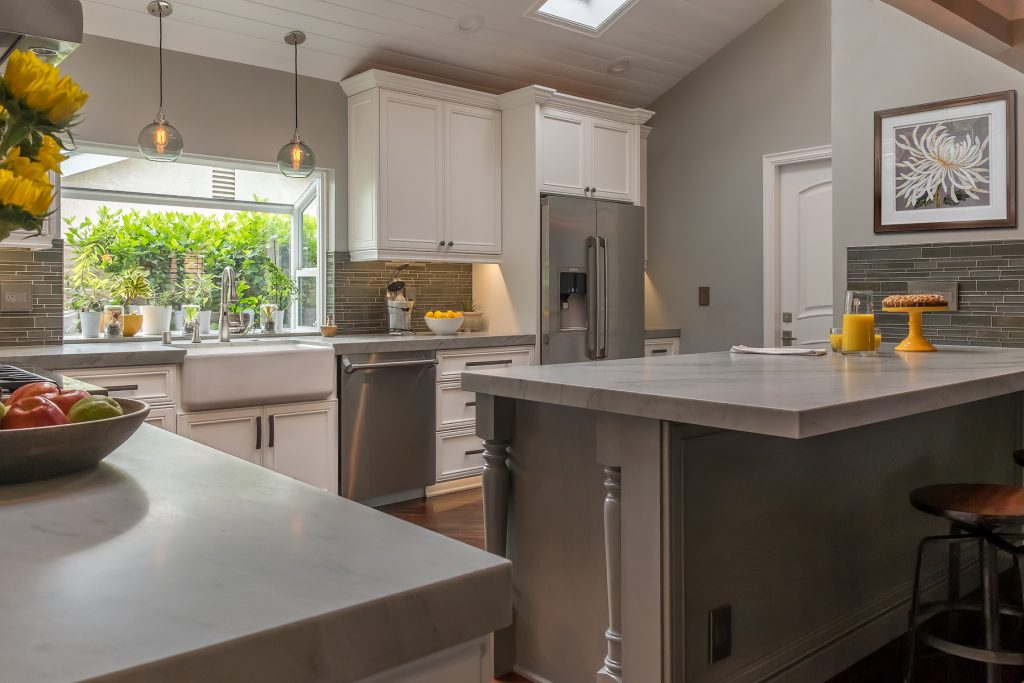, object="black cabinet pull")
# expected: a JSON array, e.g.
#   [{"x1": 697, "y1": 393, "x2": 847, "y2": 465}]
[
  {"x1": 652, "y1": 349, "x2": 668, "y2": 355},
  {"x1": 268, "y1": 415, "x2": 275, "y2": 449},
  {"x1": 465, "y1": 359, "x2": 513, "y2": 368},
  {"x1": 105, "y1": 384, "x2": 139, "y2": 392},
  {"x1": 464, "y1": 449, "x2": 485, "y2": 456},
  {"x1": 465, "y1": 401, "x2": 477, "y2": 407},
  {"x1": 256, "y1": 416, "x2": 262, "y2": 450}
]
